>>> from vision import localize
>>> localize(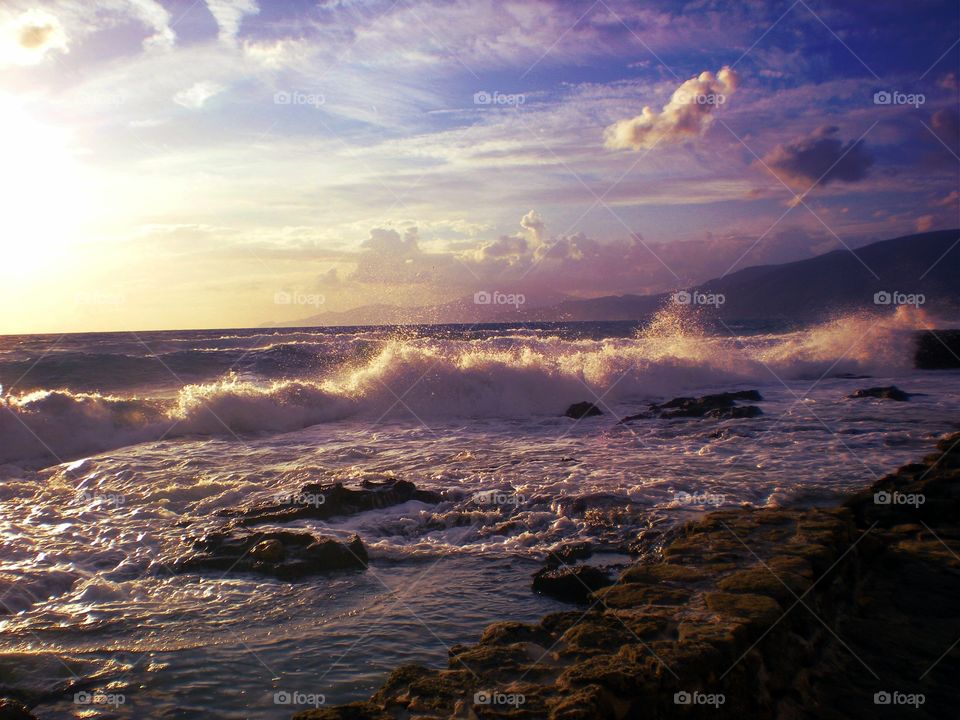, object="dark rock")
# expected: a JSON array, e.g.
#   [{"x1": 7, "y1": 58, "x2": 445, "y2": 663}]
[
  {"x1": 545, "y1": 542, "x2": 593, "y2": 568},
  {"x1": 0, "y1": 700, "x2": 37, "y2": 720},
  {"x1": 226, "y1": 479, "x2": 442, "y2": 526},
  {"x1": 532, "y1": 565, "x2": 611, "y2": 603},
  {"x1": 914, "y1": 329, "x2": 960, "y2": 369},
  {"x1": 172, "y1": 530, "x2": 367, "y2": 579},
  {"x1": 564, "y1": 402, "x2": 603, "y2": 419},
  {"x1": 847, "y1": 385, "x2": 911, "y2": 401},
  {"x1": 292, "y1": 702, "x2": 391, "y2": 720},
  {"x1": 705, "y1": 405, "x2": 763, "y2": 419},
  {"x1": 648, "y1": 390, "x2": 763, "y2": 418}
]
